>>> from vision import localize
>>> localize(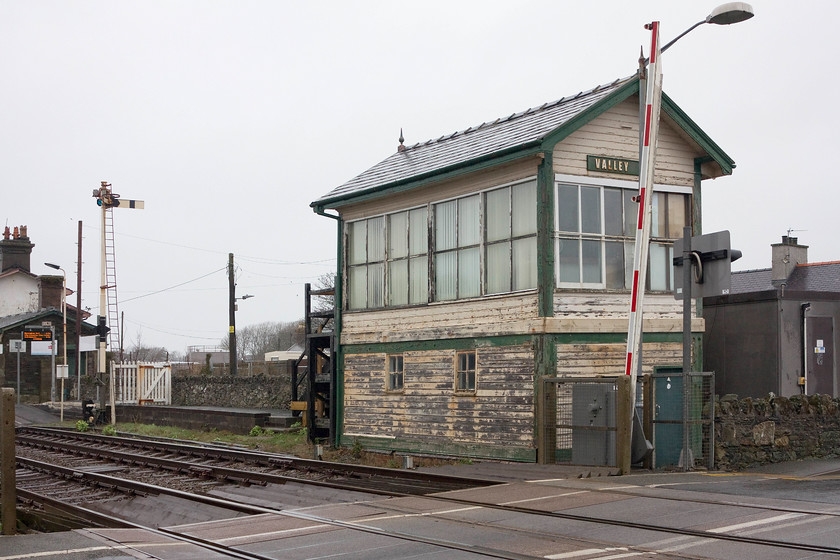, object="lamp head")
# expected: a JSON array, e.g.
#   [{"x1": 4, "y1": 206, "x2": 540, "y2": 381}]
[
  {"x1": 707, "y1": 2, "x2": 754, "y2": 25},
  {"x1": 44, "y1": 262, "x2": 61, "y2": 271}
]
